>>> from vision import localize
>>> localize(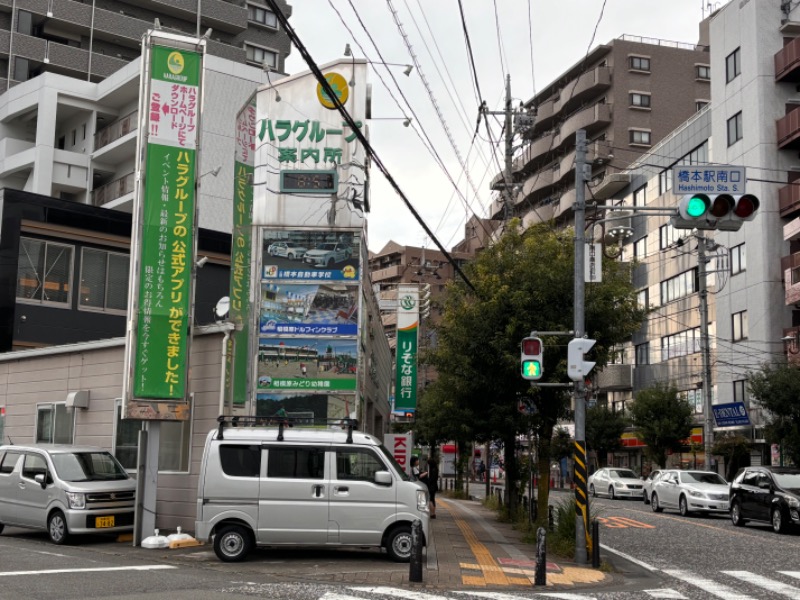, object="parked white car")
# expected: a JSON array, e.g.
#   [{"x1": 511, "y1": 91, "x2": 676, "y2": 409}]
[
  {"x1": 642, "y1": 469, "x2": 665, "y2": 504},
  {"x1": 303, "y1": 243, "x2": 352, "y2": 268},
  {"x1": 649, "y1": 469, "x2": 729, "y2": 516},
  {"x1": 588, "y1": 467, "x2": 643, "y2": 499},
  {"x1": 267, "y1": 242, "x2": 308, "y2": 260}
]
